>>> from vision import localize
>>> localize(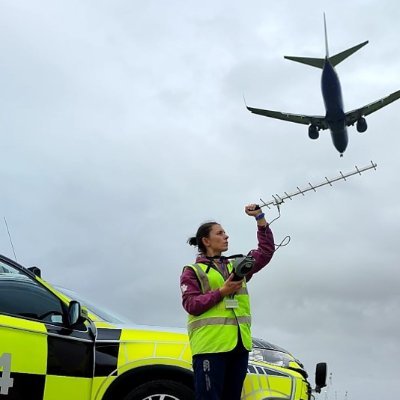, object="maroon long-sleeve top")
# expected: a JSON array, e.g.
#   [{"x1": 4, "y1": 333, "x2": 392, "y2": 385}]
[{"x1": 180, "y1": 224, "x2": 275, "y2": 316}]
